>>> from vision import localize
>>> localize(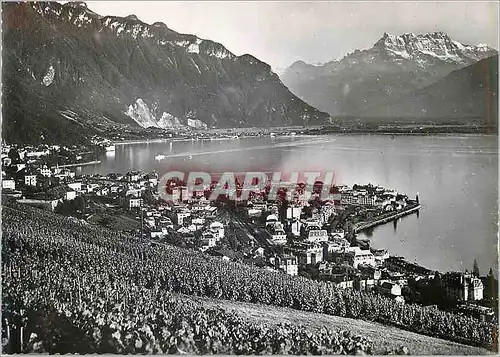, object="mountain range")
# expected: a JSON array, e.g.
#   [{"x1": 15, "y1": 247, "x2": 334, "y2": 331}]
[
  {"x1": 3, "y1": 2, "x2": 497, "y2": 145},
  {"x1": 360, "y1": 54, "x2": 498, "y2": 127},
  {"x1": 281, "y1": 32, "x2": 497, "y2": 121},
  {"x1": 2, "y1": 1, "x2": 329, "y2": 144}
]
